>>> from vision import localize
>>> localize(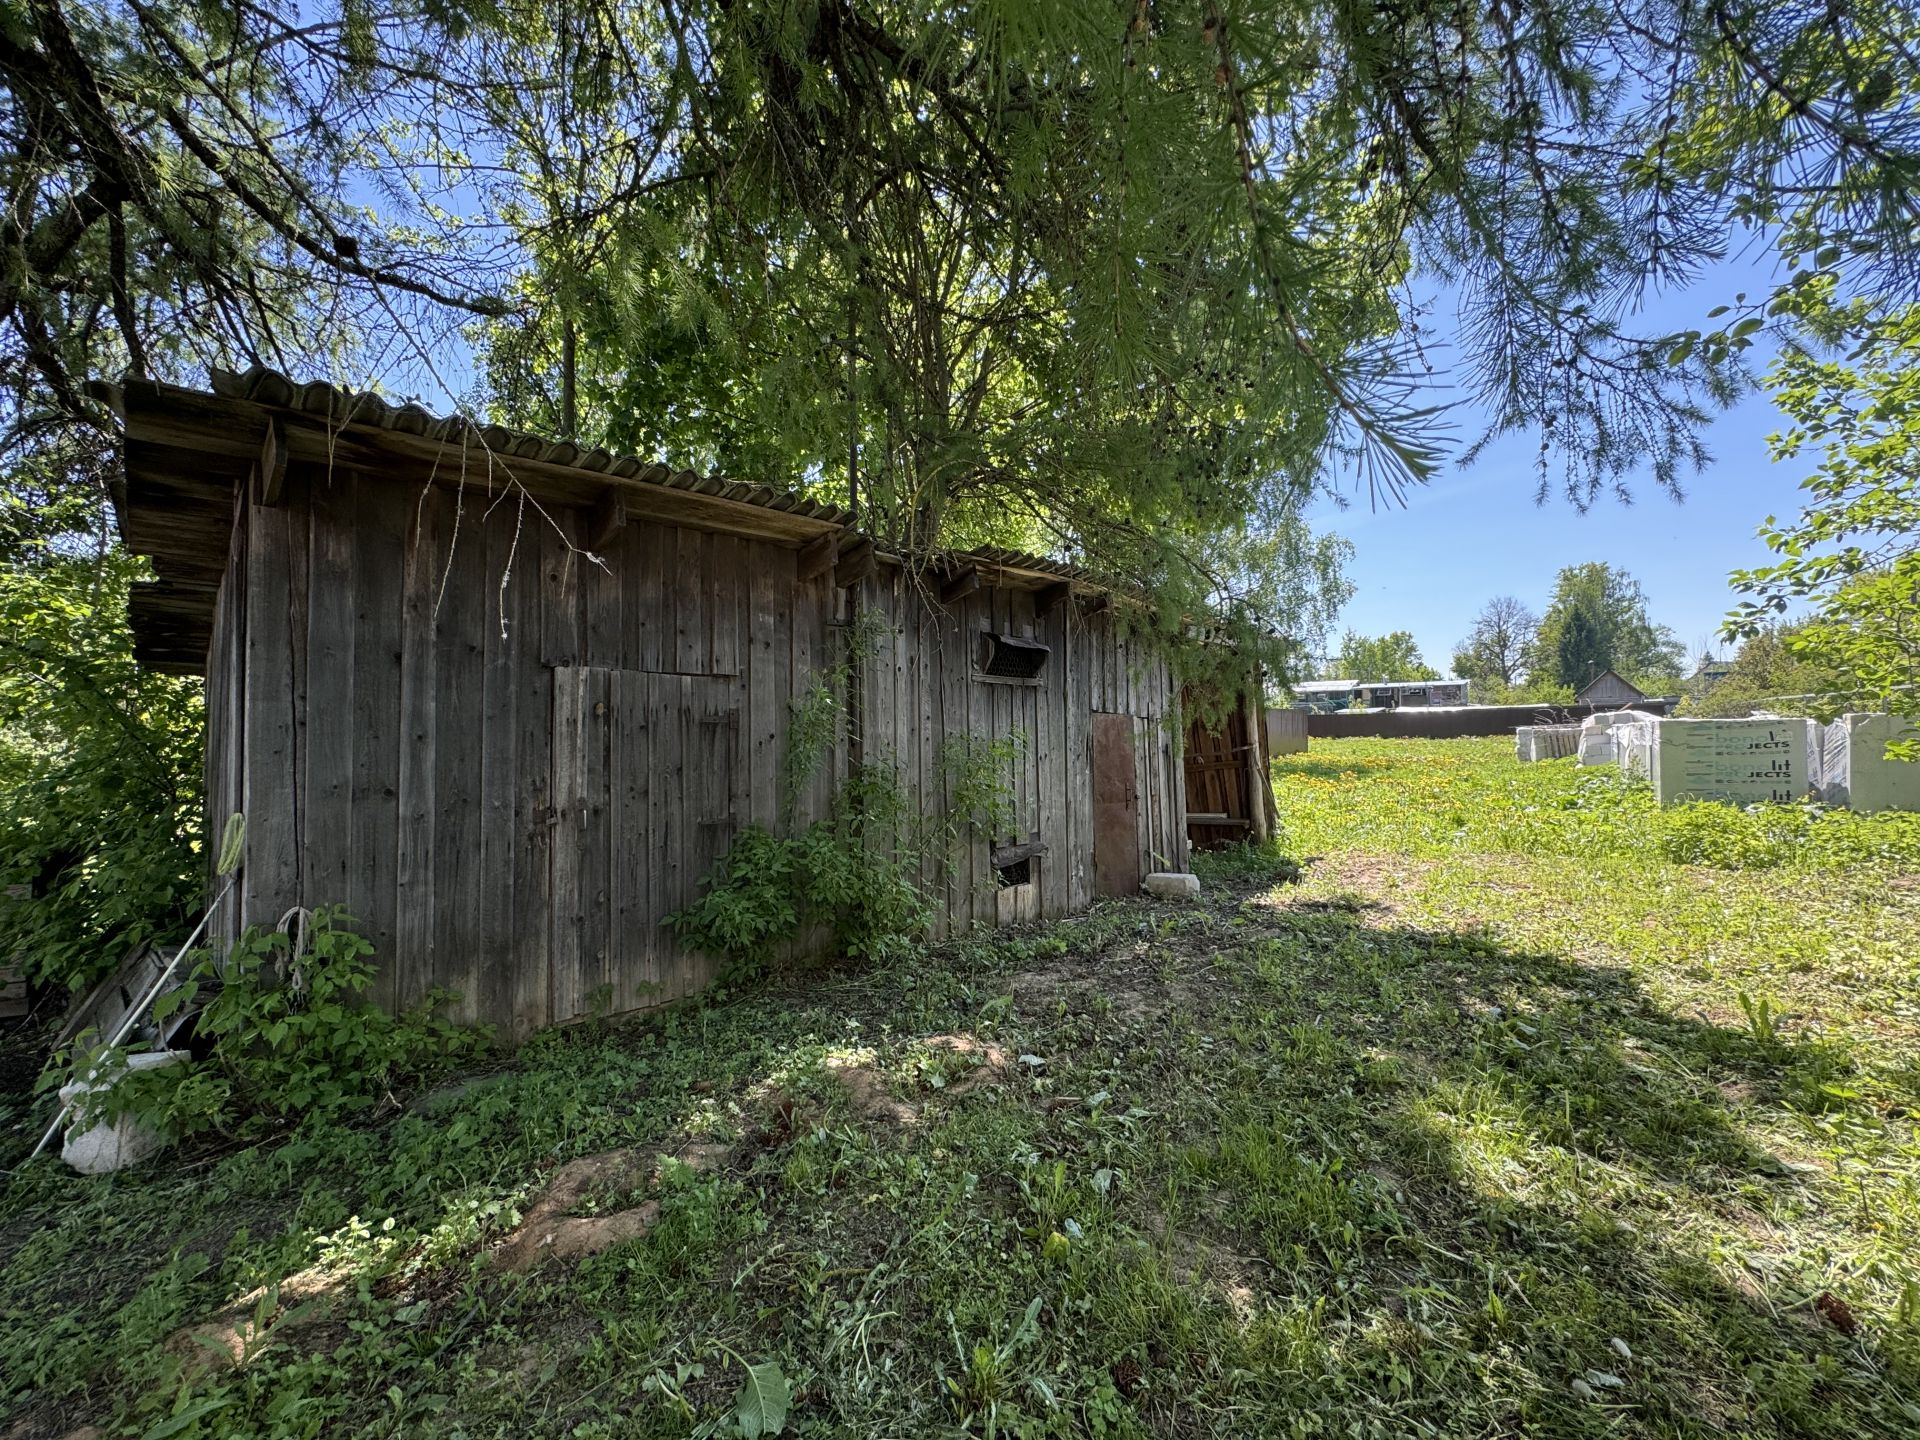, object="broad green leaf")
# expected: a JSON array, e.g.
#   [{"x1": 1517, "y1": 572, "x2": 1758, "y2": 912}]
[{"x1": 733, "y1": 1359, "x2": 790, "y2": 1438}]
